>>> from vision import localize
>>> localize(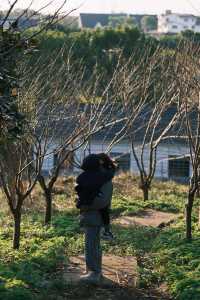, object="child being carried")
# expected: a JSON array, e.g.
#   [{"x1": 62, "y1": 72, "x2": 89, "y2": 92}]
[{"x1": 75, "y1": 153, "x2": 116, "y2": 240}]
